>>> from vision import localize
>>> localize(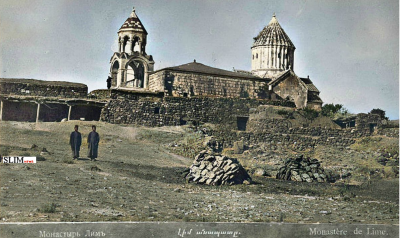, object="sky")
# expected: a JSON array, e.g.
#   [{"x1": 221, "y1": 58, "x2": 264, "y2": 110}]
[{"x1": 0, "y1": 0, "x2": 398, "y2": 119}]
